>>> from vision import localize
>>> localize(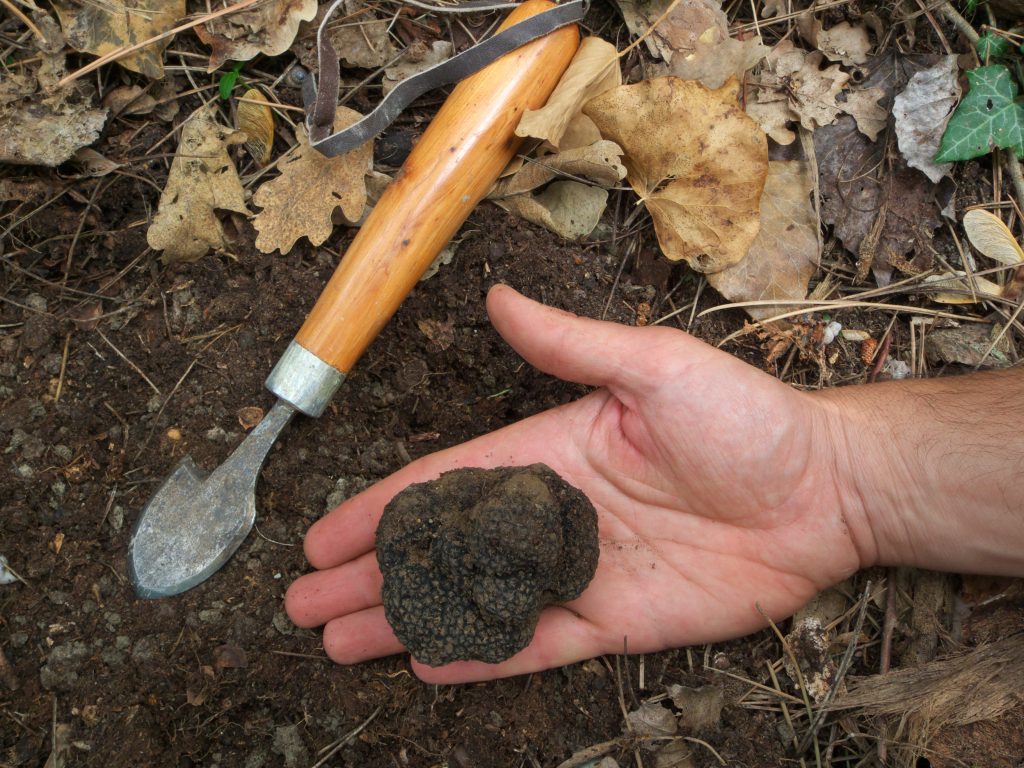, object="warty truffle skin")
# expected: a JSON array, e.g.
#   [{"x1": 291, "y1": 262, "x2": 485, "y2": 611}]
[{"x1": 375, "y1": 464, "x2": 600, "y2": 666}]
